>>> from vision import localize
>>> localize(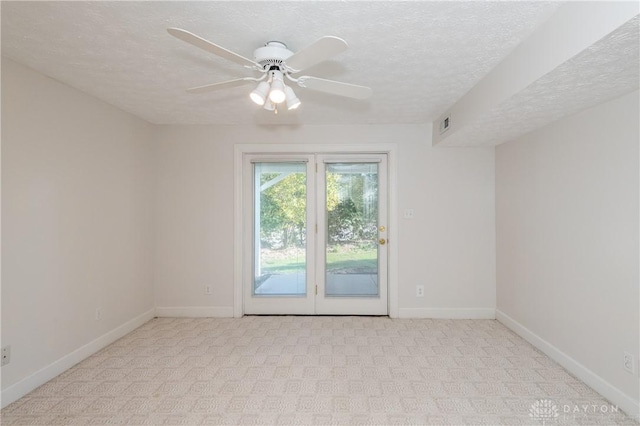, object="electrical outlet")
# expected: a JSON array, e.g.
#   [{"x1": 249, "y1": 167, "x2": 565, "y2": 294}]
[
  {"x1": 2, "y1": 346, "x2": 11, "y2": 366},
  {"x1": 95, "y1": 308, "x2": 102, "y2": 321},
  {"x1": 623, "y1": 352, "x2": 635, "y2": 374},
  {"x1": 404, "y1": 209, "x2": 415, "y2": 219},
  {"x1": 416, "y1": 285, "x2": 425, "y2": 297},
  {"x1": 205, "y1": 285, "x2": 212, "y2": 295}
]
